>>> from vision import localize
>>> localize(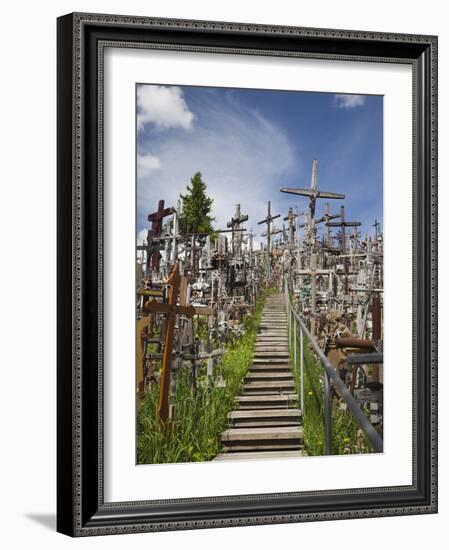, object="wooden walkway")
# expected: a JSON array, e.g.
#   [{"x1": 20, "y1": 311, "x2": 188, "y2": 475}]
[{"x1": 213, "y1": 293, "x2": 304, "y2": 461}]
